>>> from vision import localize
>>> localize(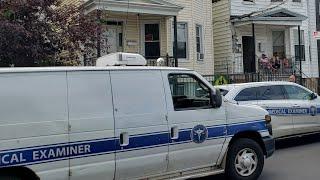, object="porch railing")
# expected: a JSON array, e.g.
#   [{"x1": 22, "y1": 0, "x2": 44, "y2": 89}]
[{"x1": 145, "y1": 55, "x2": 176, "y2": 67}]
